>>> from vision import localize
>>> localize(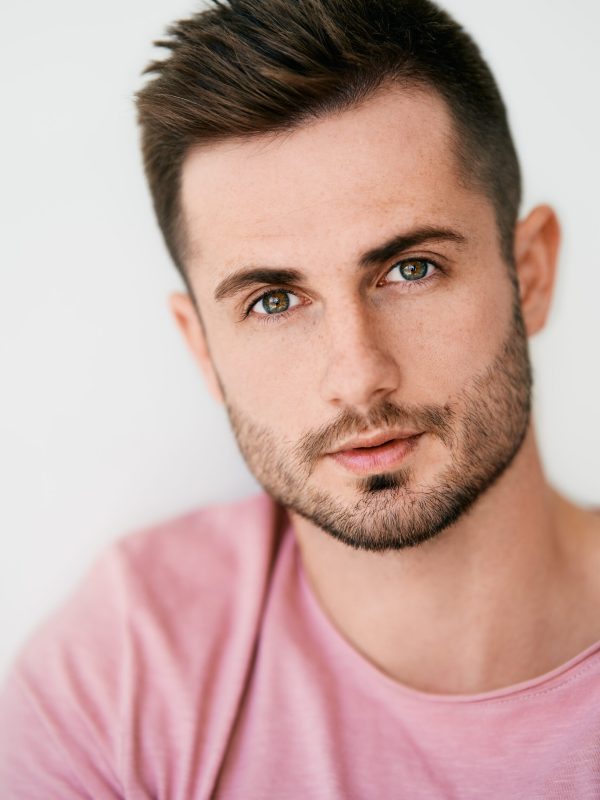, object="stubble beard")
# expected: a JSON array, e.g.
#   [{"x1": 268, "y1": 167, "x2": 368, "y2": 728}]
[{"x1": 223, "y1": 294, "x2": 533, "y2": 552}]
